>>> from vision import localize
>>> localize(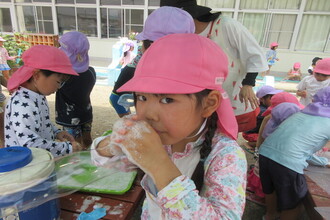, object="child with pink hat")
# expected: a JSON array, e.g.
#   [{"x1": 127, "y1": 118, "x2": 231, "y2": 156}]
[
  {"x1": 259, "y1": 86, "x2": 330, "y2": 220},
  {"x1": 264, "y1": 42, "x2": 279, "y2": 76},
  {"x1": 91, "y1": 34, "x2": 247, "y2": 219},
  {"x1": 297, "y1": 57, "x2": 330, "y2": 106},
  {"x1": 5, "y1": 45, "x2": 82, "y2": 157},
  {"x1": 285, "y1": 62, "x2": 302, "y2": 81},
  {"x1": 0, "y1": 36, "x2": 18, "y2": 80}
]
